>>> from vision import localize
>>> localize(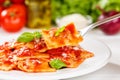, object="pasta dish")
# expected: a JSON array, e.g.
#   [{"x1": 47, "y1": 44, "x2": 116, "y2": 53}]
[{"x1": 0, "y1": 23, "x2": 94, "y2": 72}]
